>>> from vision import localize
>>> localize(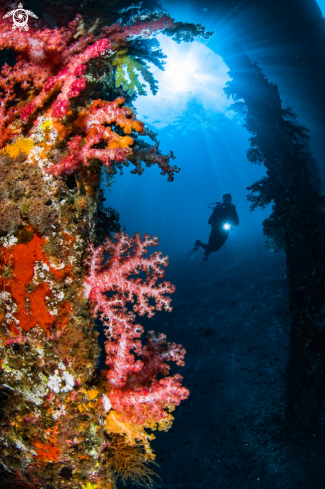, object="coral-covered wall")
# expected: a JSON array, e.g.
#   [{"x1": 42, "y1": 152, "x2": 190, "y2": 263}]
[{"x1": 0, "y1": 10, "x2": 211, "y2": 488}]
